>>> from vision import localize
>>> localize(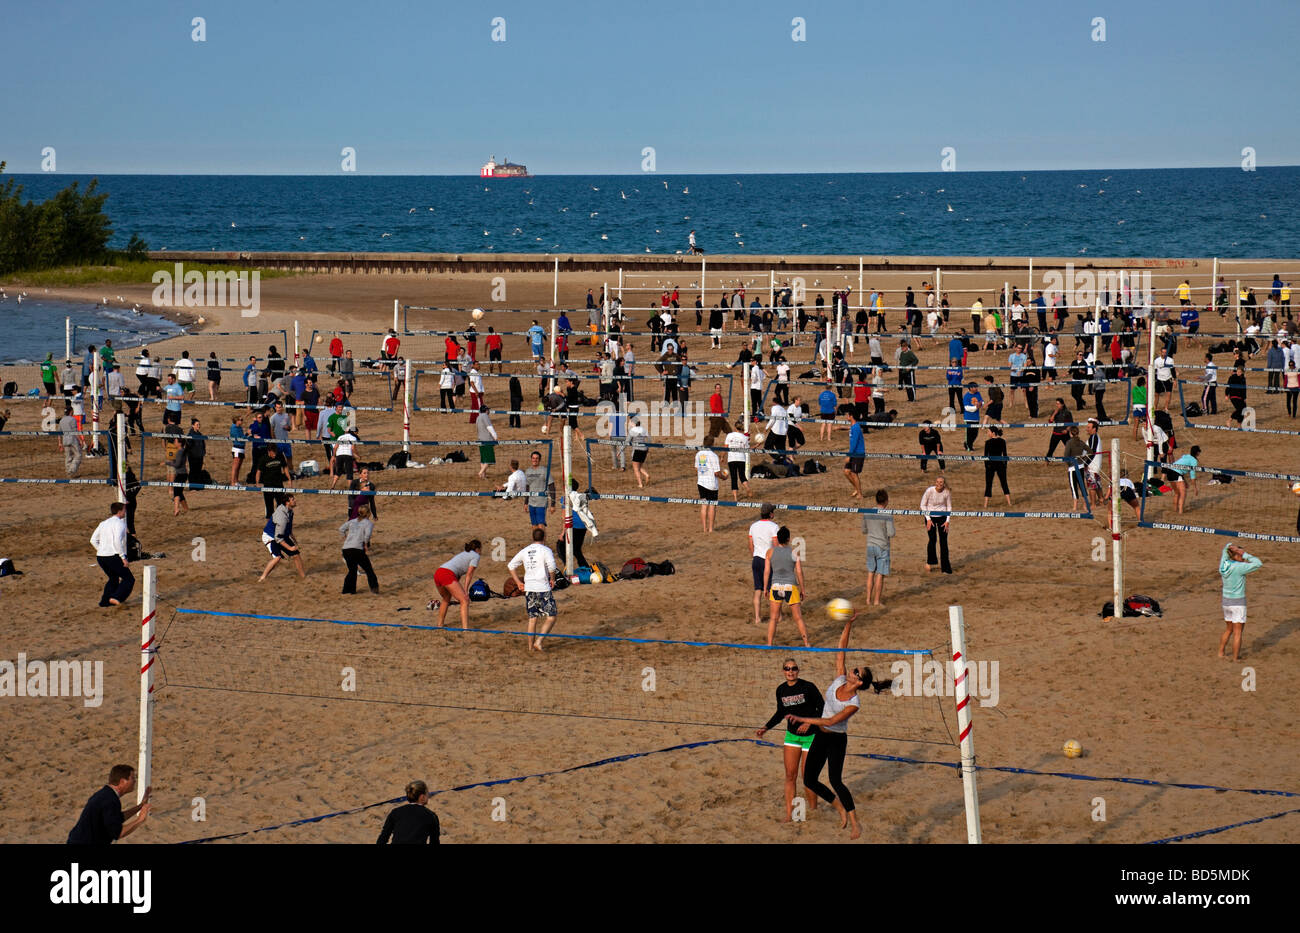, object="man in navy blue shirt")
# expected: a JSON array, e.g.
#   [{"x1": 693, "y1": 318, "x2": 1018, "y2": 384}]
[
  {"x1": 842, "y1": 409, "x2": 866, "y2": 498},
  {"x1": 1033, "y1": 291, "x2": 1049, "y2": 331},
  {"x1": 946, "y1": 359, "x2": 964, "y2": 411},
  {"x1": 67, "y1": 764, "x2": 151, "y2": 844},
  {"x1": 962, "y1": 382, "x2": 984, "y2": 451}
]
